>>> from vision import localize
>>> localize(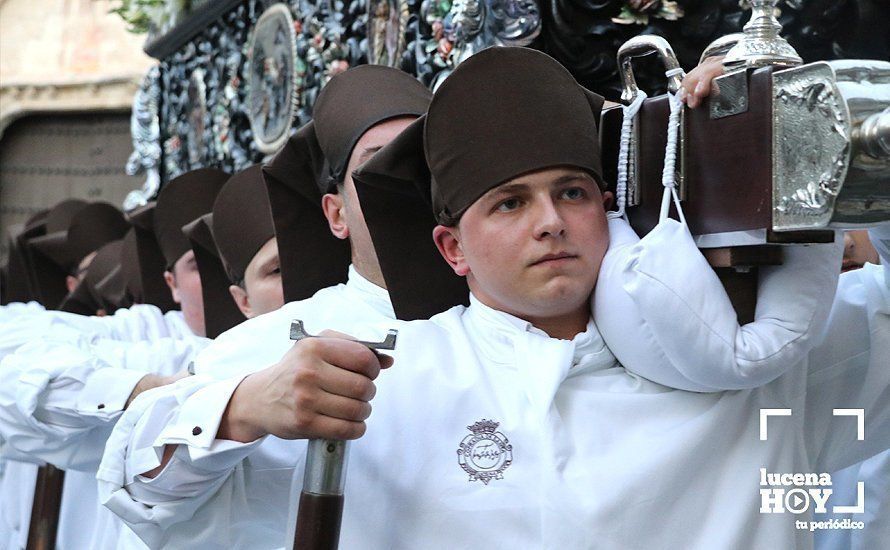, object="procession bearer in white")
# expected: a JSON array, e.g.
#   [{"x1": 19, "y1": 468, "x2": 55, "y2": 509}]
[
  {"x1": 99, "y1": 47, "x2": 890, "y2": 549},
  {"x1": 98, "y1": 64, "x2": 441, "y2": 547},
  {"x1": 0, "y1": 169, "x2": 237, "y2": 550}
]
